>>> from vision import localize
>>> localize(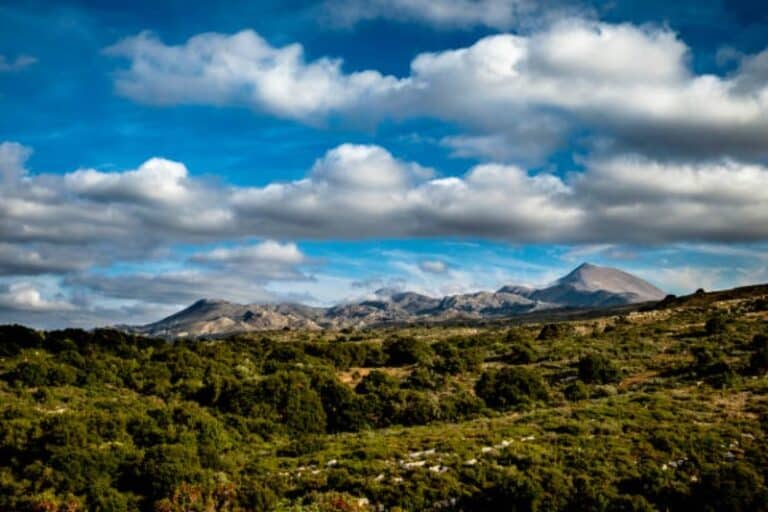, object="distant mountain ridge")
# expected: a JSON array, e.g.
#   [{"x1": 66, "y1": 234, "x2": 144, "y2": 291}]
[{"x1": 130, "y1": 263, "x2": 665, "y2": 338}]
